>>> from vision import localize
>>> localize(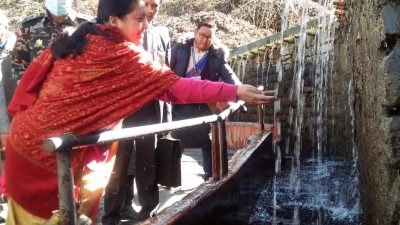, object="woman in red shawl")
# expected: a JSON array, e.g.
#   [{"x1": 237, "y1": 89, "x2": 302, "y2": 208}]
[{"x1": 4, "y1": 0, "x2": 275, "y2": 224}]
